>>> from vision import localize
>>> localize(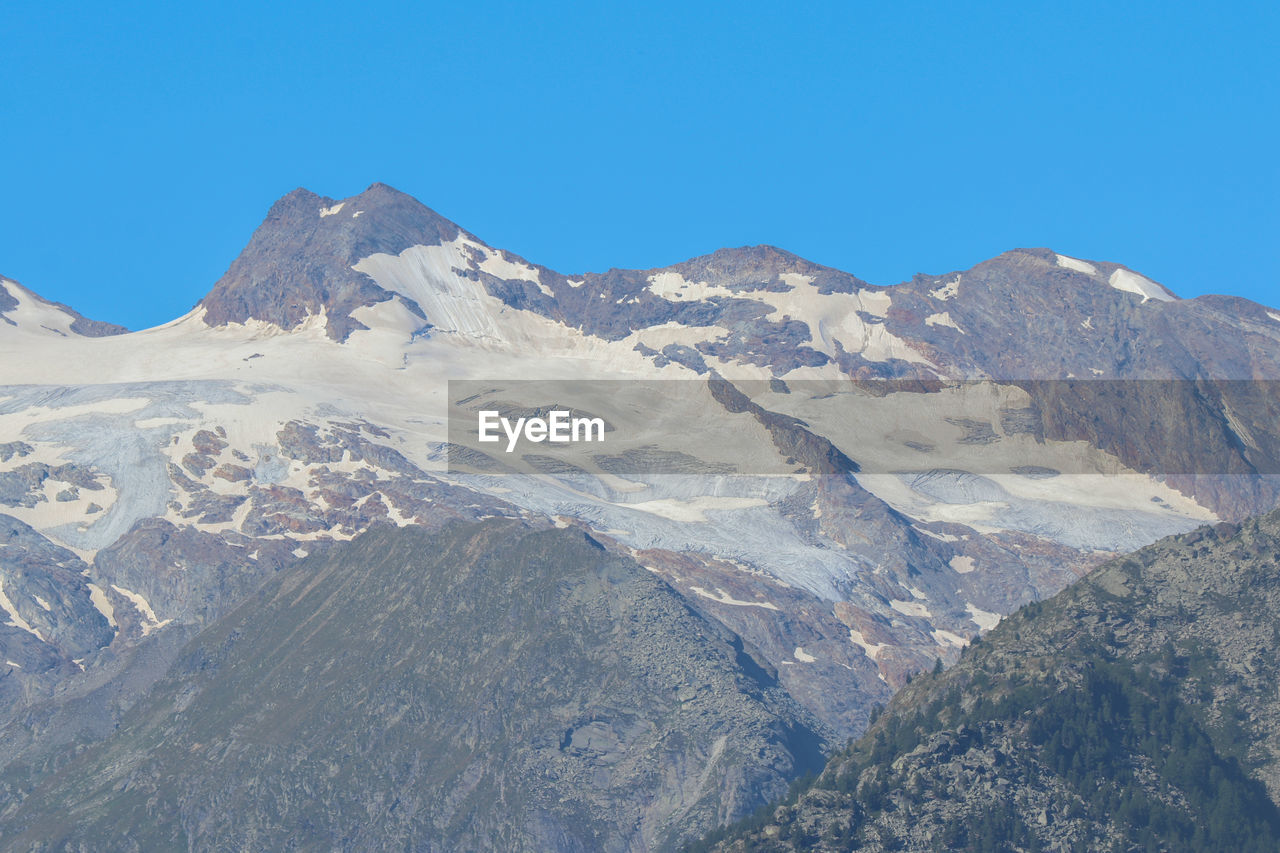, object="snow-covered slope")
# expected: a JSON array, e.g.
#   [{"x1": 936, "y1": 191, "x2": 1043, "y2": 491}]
[{"x1": 0, "y1": 277, "x2": 127, "y2": 340}]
